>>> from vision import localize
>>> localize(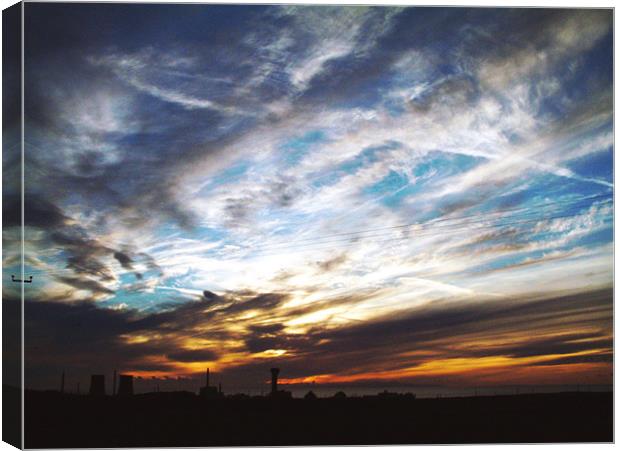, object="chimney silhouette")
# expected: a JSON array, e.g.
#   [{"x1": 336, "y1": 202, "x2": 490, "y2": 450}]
[
  {"x1": 112, "y1": 369, "x2": 117, "y2": 396},
  {"x1": 206, "y1": 368, "x2": 210, "y2": 388},
  {"x1": 60, "y1": 371, "x2": 65, "y2": 394},
  {"x1": 270, "y1": 368, "x2": 280, "y2": 394},
  {"x1": 89, "y1": 375, "x2": 105, "y2": 396},
  {"x1": 117, "y1": 374, "x2": 134, "y2": 396}
]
